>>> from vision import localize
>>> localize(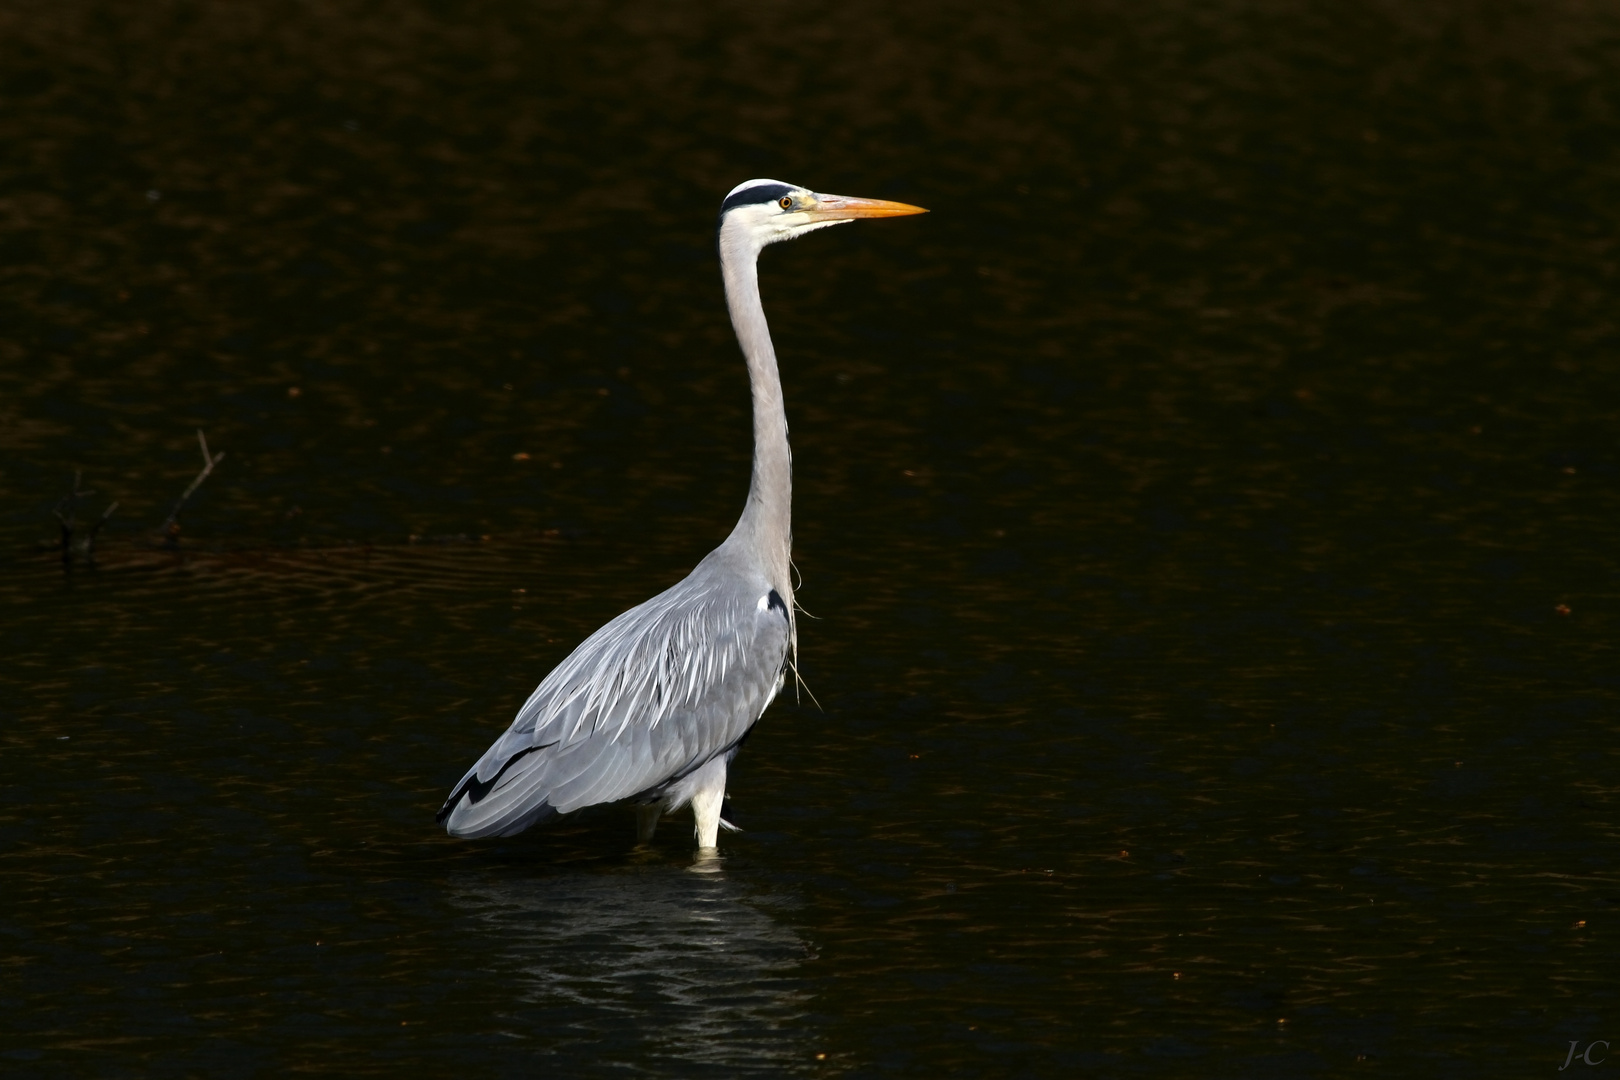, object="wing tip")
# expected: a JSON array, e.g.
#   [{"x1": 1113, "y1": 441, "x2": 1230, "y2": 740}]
[{"x1": 437, "y1": 787, "x2": 562, "y2": 839}]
